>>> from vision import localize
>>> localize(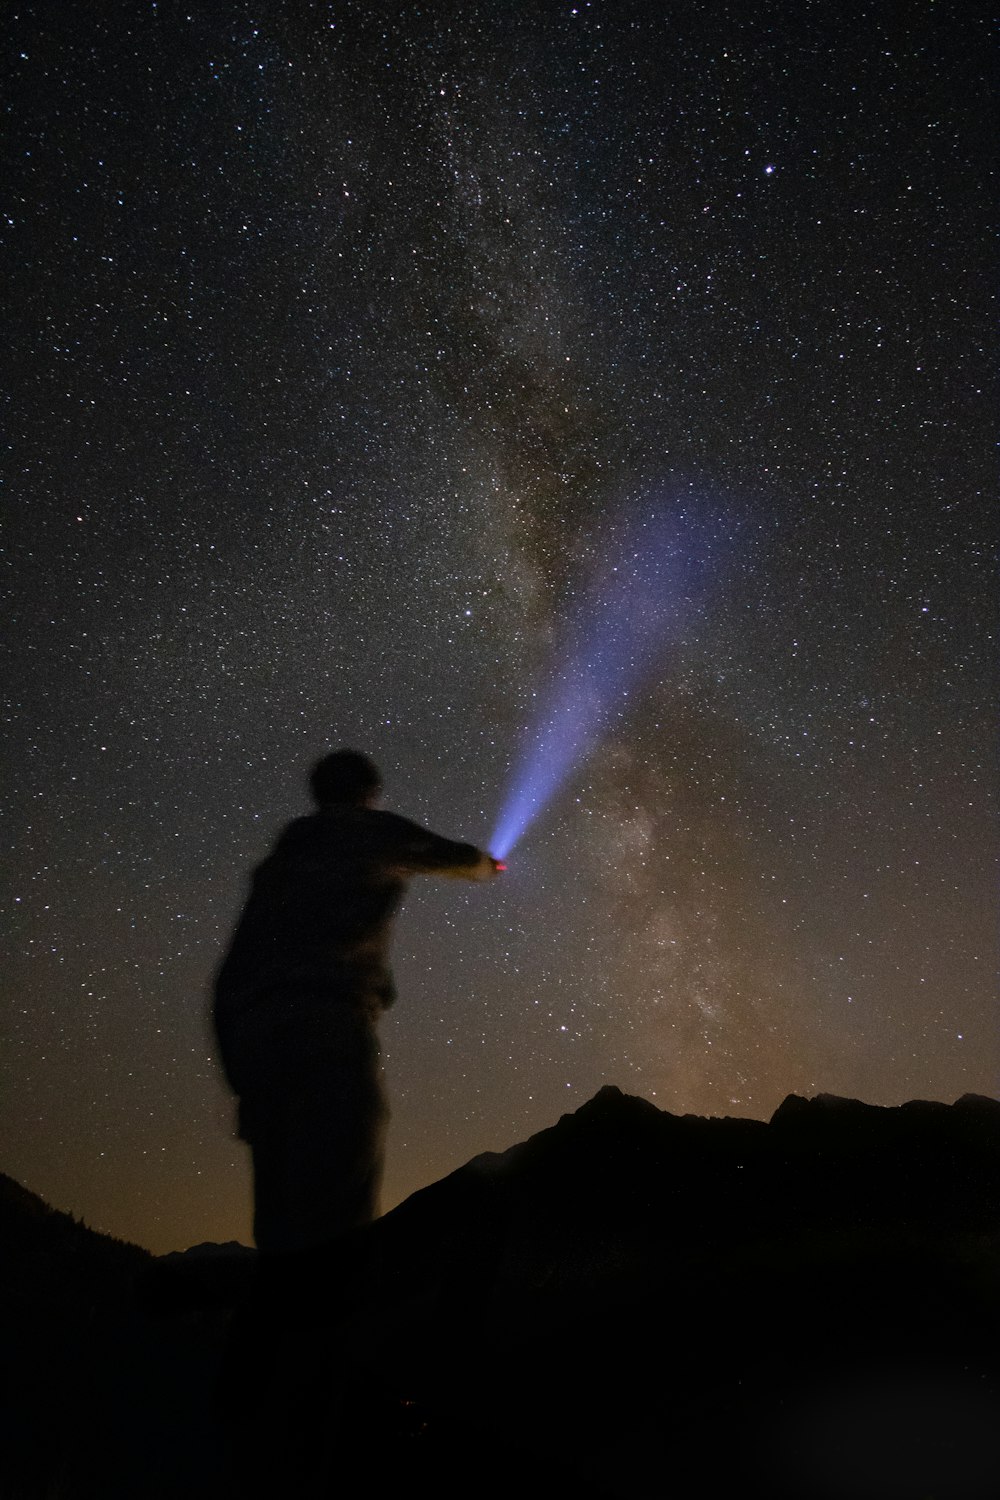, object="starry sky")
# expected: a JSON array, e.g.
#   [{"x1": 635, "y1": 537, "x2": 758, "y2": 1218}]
[{"x1": 2, "y1": 1, "x2": 994, "y2": 1253}]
